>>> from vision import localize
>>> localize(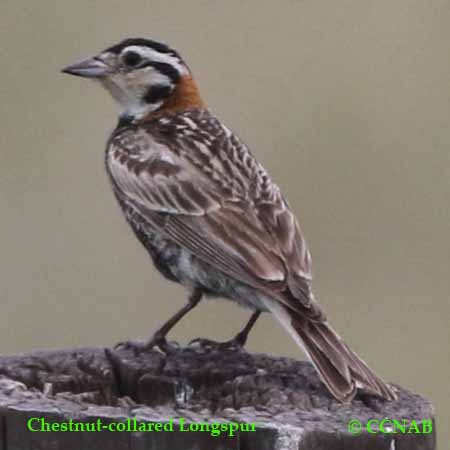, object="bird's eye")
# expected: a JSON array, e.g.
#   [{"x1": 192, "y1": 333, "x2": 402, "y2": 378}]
[{"x1": 122, "y1": 51, "x2": 143, "y2": 67}]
